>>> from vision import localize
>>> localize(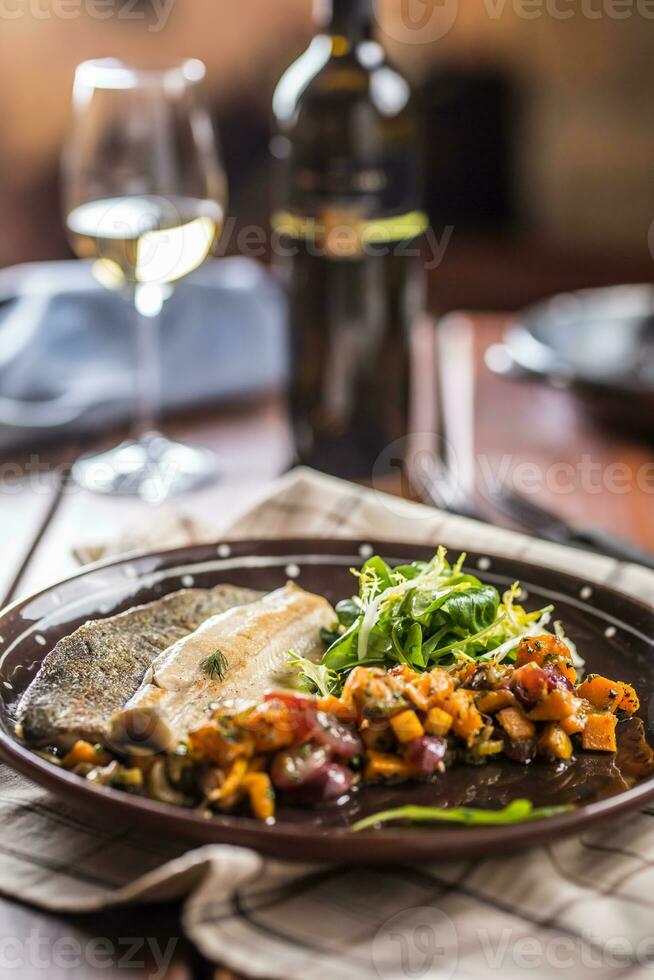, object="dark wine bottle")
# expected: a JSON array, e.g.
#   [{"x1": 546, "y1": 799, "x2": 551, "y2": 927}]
[{"x1": 272, "y1": 0, "x2": 428, "y2": 479}]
